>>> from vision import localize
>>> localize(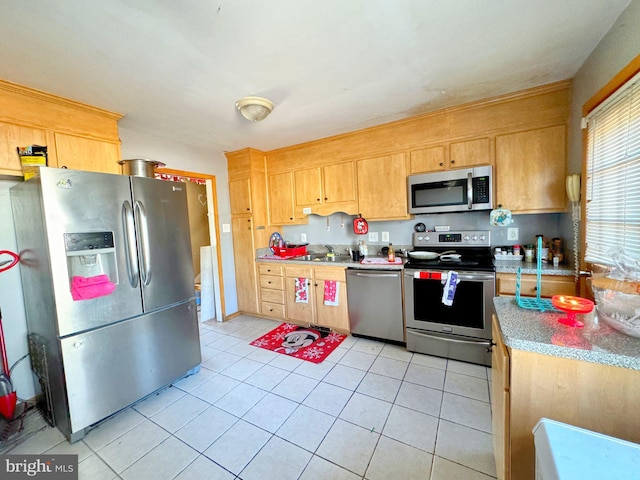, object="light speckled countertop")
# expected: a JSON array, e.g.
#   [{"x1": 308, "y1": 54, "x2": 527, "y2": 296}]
[
  {"x1": 493, "y1": 297, "x2": 640, "y2": 370},
  {"x1": 256, "y1": 254, "x2": 405, "y2": 270}
]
